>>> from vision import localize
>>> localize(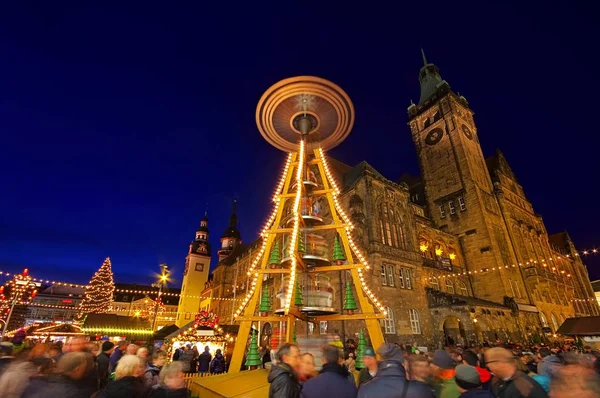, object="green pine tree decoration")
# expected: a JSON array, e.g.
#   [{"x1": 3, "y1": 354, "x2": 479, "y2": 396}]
[
  {"x1": 258, "y1": 286, "x2": 271, "y2": 315},
  {"x1": 245, "y1": 329, "x2": 262, "y2": 368},
  {"x1": 292, "y1": 325, "x2": 297, "y2": 343},
  {"x1": 355, "y1": 329, "x2": 367, "y2": 369},
  {"x1": 297, "y1": 233, "x2": 306, "y2": 254},
  {"x1": 78, "y1": 257, "x2": 115, "y2": 318},
  {"x1": 268, "y1": 241, "x2": 281, "y2": 269},
  {"x1": 332, "y1": 235, "x2": 345, "y2": 264},
  {"x1": 294, "y1": 281, "x2": 303, "y2": 306},
  {"x1": 343, "y1": 281, "x2": 358, "y2": 314}
]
